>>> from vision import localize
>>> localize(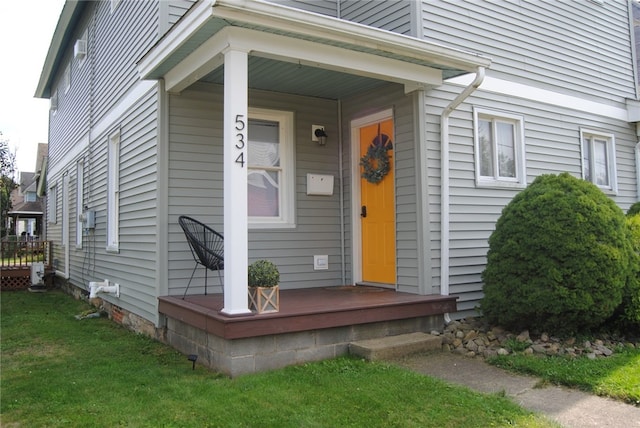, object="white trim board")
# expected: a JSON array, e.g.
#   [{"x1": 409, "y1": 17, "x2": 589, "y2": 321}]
[{"x1": 447, "y1": 75, "x2": 628, "y2": 121}]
